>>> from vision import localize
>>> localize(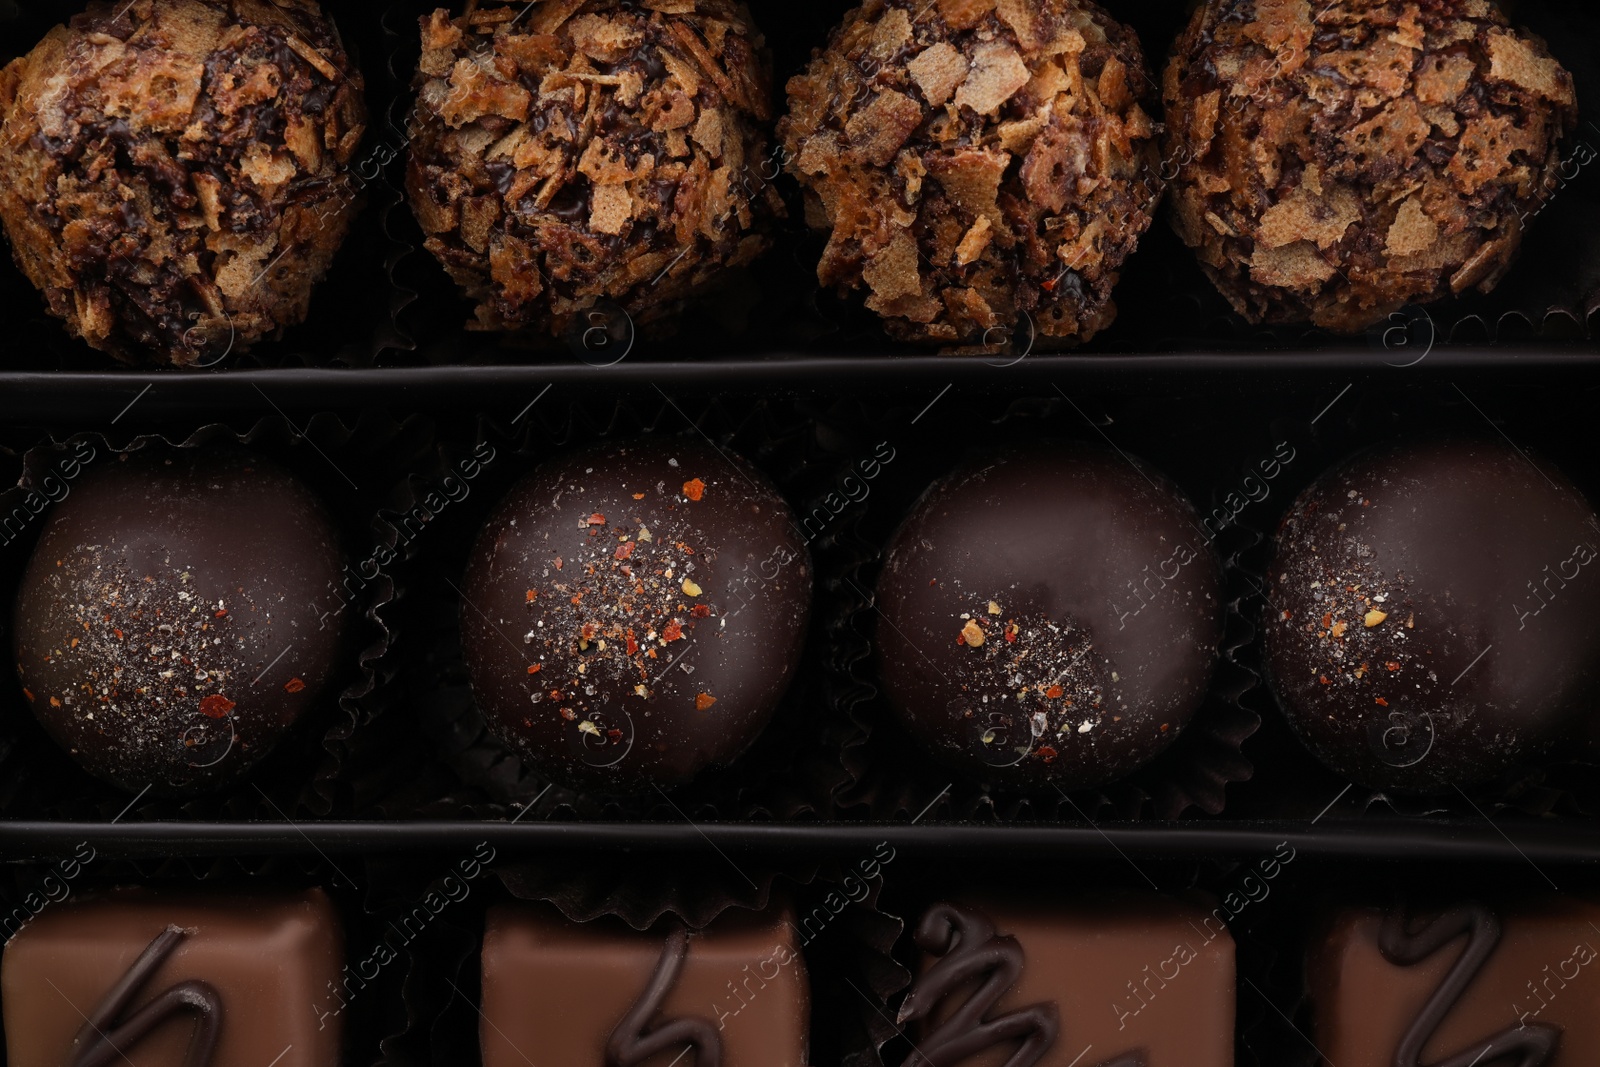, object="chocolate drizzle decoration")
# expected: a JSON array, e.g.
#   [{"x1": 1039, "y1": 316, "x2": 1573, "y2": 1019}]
[
  {"x1": 606, "y1": 928, "x2": 723, "y2": 1067},
  {"x1": 1379, "y1": 904, "x2": 1560, "y2": 1067},
  {"x1": 899, "y1": 904, "x2": 1146, "y2": 1067},
  {"x1": 68, "y1": 924, "x2": 222, "y2": 1067}
]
